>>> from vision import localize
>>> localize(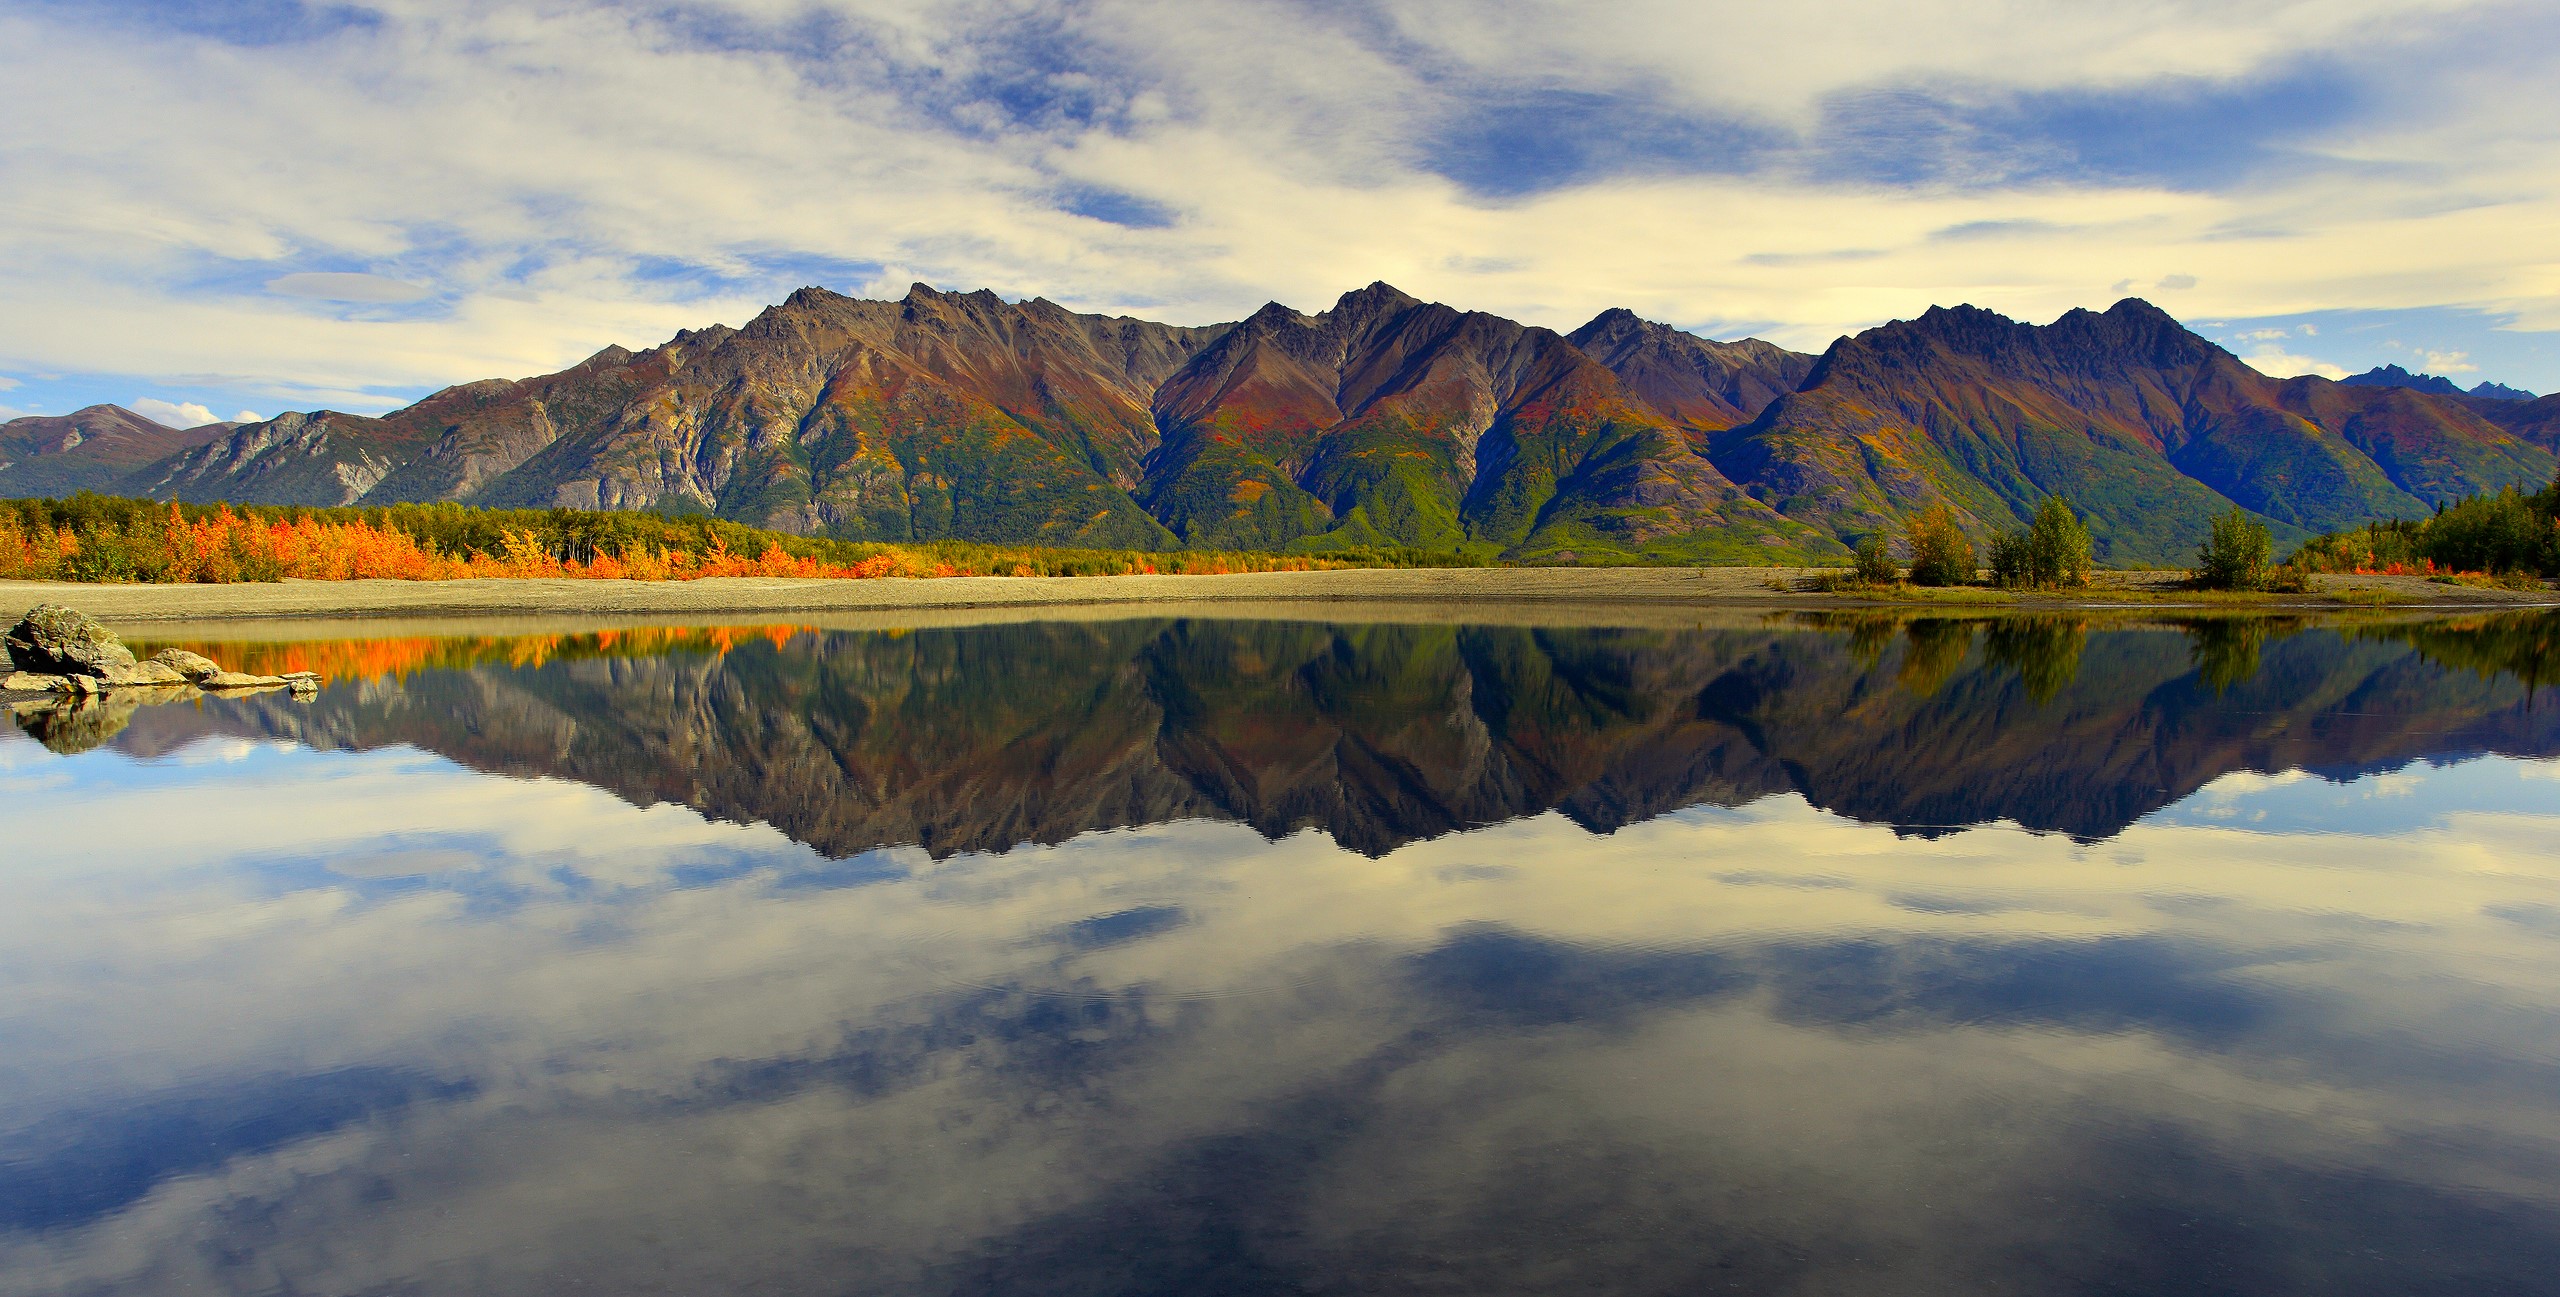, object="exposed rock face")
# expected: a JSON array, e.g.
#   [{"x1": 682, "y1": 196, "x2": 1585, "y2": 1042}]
[
  {"x1": 6, "y1": 604, "x2": 137, "y2": 676},
  {"x1": 118, "y1": 286, "x2": 1227, "y2": 547},
  {"x1": 125, "y1": 410, "x2": 414, "y2": 508}
]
